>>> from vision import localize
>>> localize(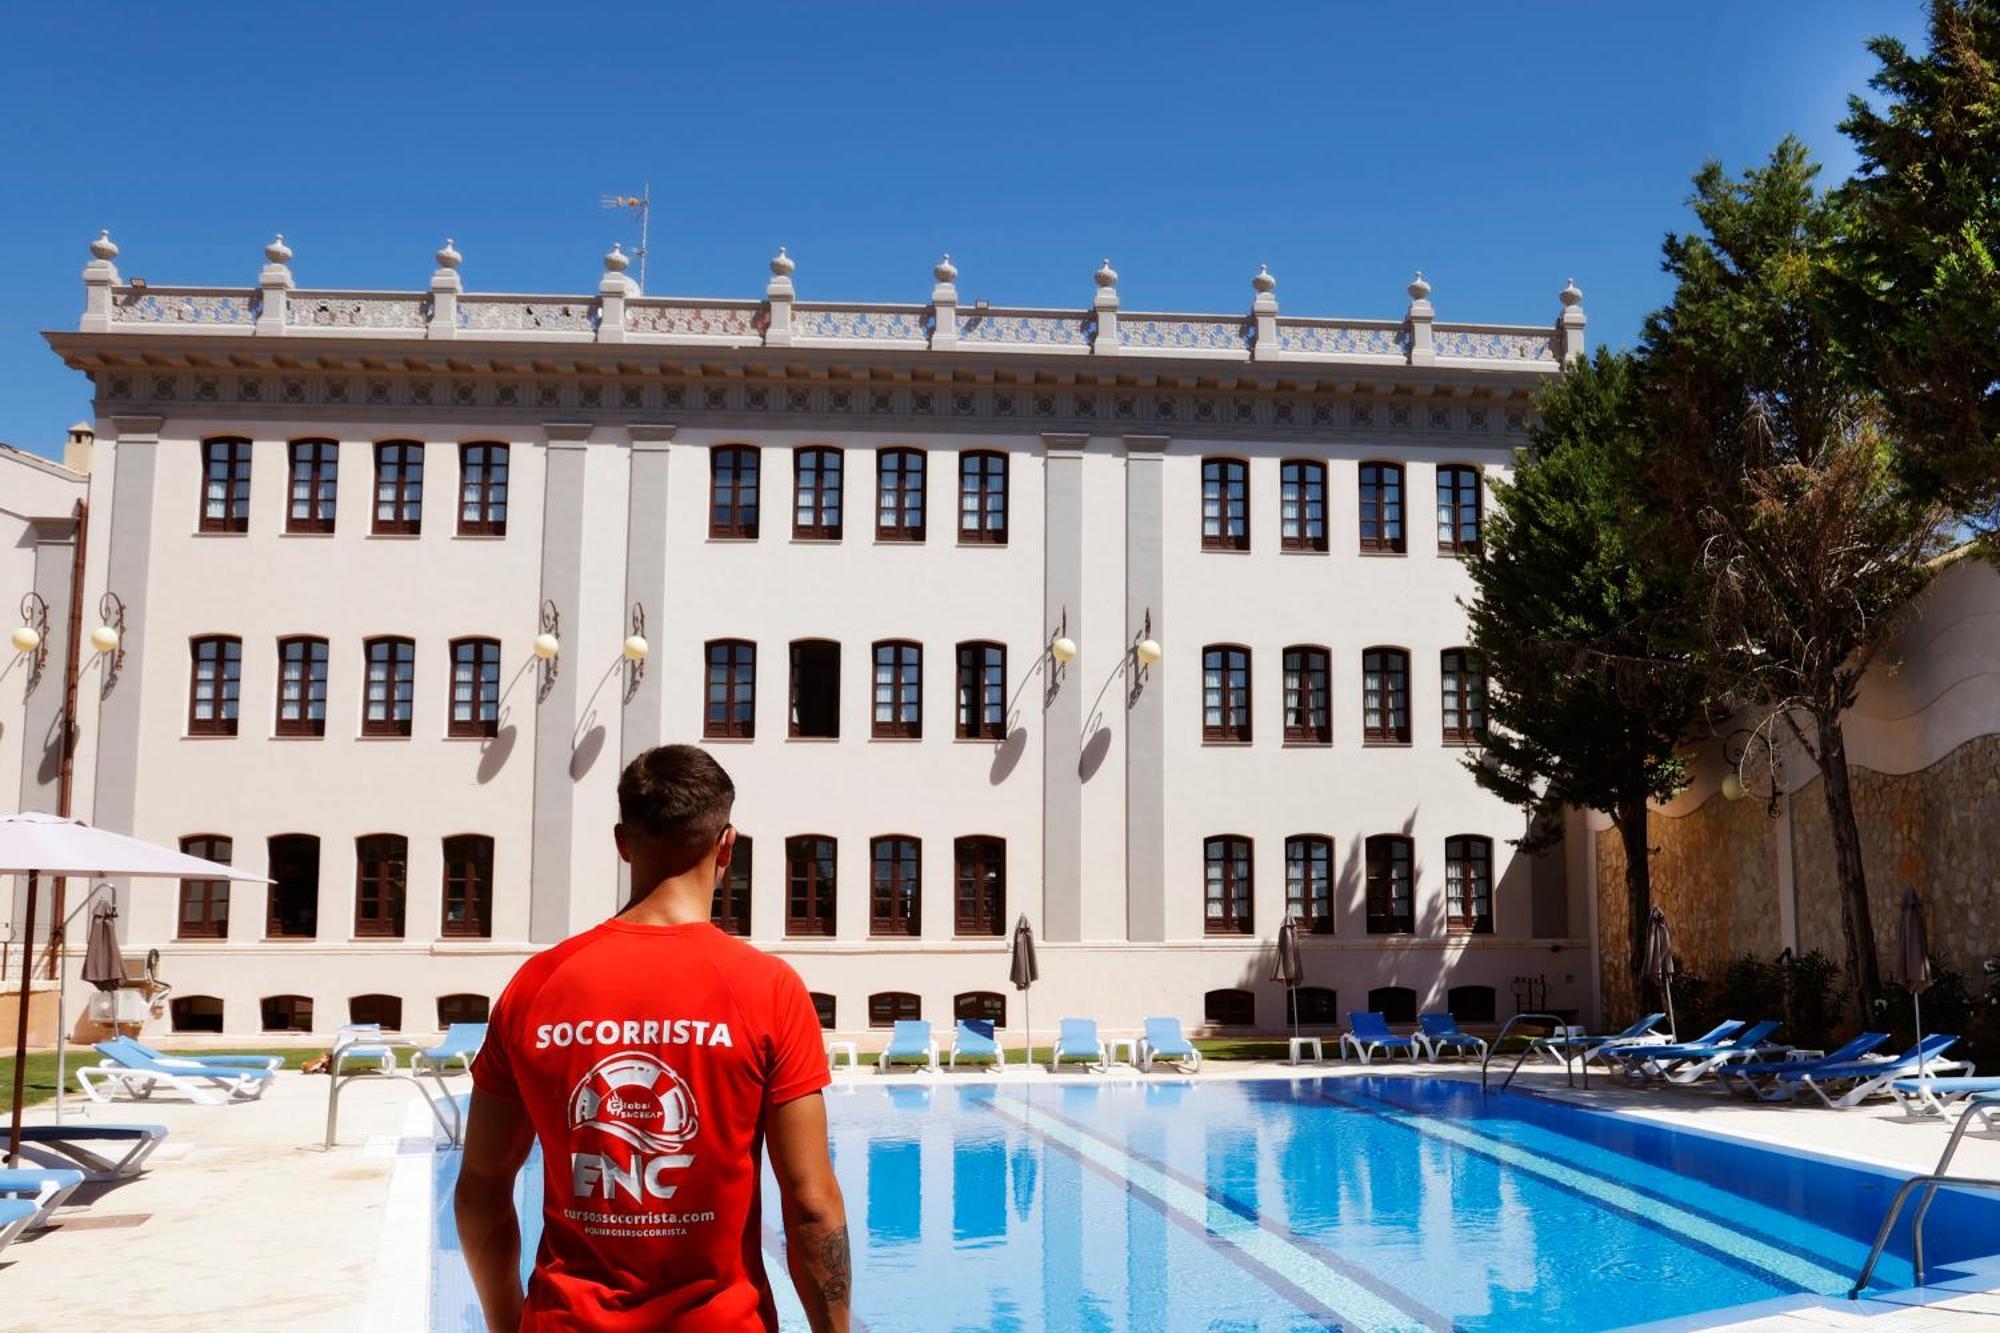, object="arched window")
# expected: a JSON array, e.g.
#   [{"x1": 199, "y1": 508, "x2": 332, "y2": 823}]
[
  {"x1": 794, "y1": 446, "x2": 844, "y2": 539},
  {"x1": 788, "y1": 639, "x2": 840, "y2": 739},
  {"x1": 809, "y1": 992, "x2": 837, "y2": 1030},
  {"x1": 955, "y1": 992, "x2": 1007, "y2": 1026},
  {"x1": 267, "y1": 834, "x2": 319, "y2": 939},
  {"x1": 170, "y1": 995, "x2": 224, "y2": 1033},
  {"x1": 188, "y1": 636, "x2": 242, "y2": 736},
  {"x1": 710, "y1": 445, "x2": 761, "y2": 539},
  {"x1": 1202, "y1": 645, "x2": 1252, "y2": 743},
  {"x1": 363, "y1": 636, "x2": 416, "y2": 737},
  {"x1": 1440, "y1": 649, "x2": 1487, "y2": 744},
  {"x1": 1446, "y1": 985, "x2": 1496, "y2": 1024},
  {"x1": 1282, "y1": 646, "x2": 1330, "y2": 744},
  {"x1": 354, "y1": 834, "x2": 408, "y2": 938},
  {"x1": 275, "y1": 636, "x2": 329, "y2": 737},
  {"x1": 1201, "y1": 457, "x2": 1250, "y2": 550},
  {"x1": 1204, "y1": 836, "x2": 1253, "y2": 935},
  {"x1": 1365, "y1": 834, "x2": 1414, "y2": 935},
  {"x1": 261, "y1": 994, "x2": 314, "y2": 1033},
  {"x1": 704, "y1": 640, "x2": 757, "y2": 739},
  {"x1": 1358, "y1": 461, "x2": 1405, "y2": 553},
  {"x1": 959, "y1": 451, "x2": 1007, "y2": 544},
  {"x1": 955, "y1": 642, "x2": 1007, "y2": 741},
  {"x1": 786, "y1": 836, "x2": 837, "y2": 936},
  {"x1": 1436, "y1": 464, "x2": 1482, "y2": 553},
  {"x1": 287, "y1": 439, "x2": 338, "y2": 534},
  {"x1": 1362, "y1": 647, "x2": 1411, "y2": 744},
  {"x1": 349, "y1": 994, "x2": 402, "y2": 1030},
  {"x1": 442, "y1": 834, "x2": 494, "y2": 938},
  {"x1": 871, "y1": 641, "x2": 922, "y2": 739},
  {"x1": 1204, "y1": 988, "x2": 1255, "y2": 1027},
  {"x1": 1285, "y1": 835, "x2": 1333, "y2": 934},
  {"x1": 177, "y1": 835, "x2": 231, "y2": 940},
  {"x1": 199, "y1": 437, "x2": 253, "y2": 533},
  {"x1": 1445, "y1": 835, "x2": 1494, "y2": 934},
  {"x1": 448, "y1": 638, "x2": 502, "y2": 738},
  {"x1": 373, "y1": 440, "x2": 425, "y2": 535},
  {"x1": 953, "y1": 836, "x2": 1005, "y2": 937},
  {"x1": 1286, "y1": 986, "x2": 1338, "y2": 1027},
  {"x1": 870, "y1": 836, "x2": 921, "y2": 936},
  {"x1": 712, "y1": 834, "x2": 752, "y2": 936},
  {"x1": 876, "y1": 447, "x2": 926, "y2": 541},
  {"x1": 437, "y1": 994, "x2": 490, "y2": 1026},
  {"x1": 868, "y1": 991, "x2": 920, "y2": 1027},
  {"x1": 1367, "y1": 986, "x2": 1418, "y2": 1024},
  {"x1": 1280, "y1": 459, "x2": 1327, "y2": 551},
  {"x1": 458, "y1": 442, "x2": 509, "y2": 536}
]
